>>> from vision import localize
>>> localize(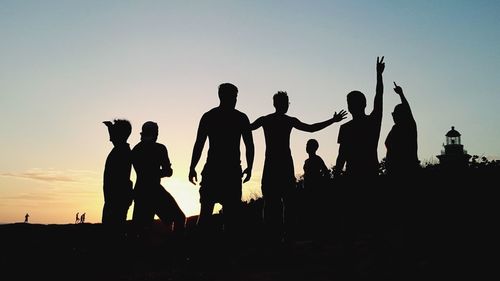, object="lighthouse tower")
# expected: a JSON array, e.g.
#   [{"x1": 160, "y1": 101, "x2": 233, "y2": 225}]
[{"x1": 436, "y1": 126, "x2": 471, "y2": 168}]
